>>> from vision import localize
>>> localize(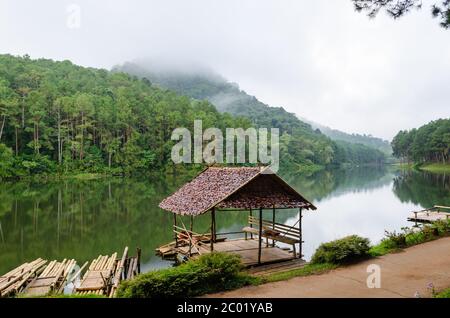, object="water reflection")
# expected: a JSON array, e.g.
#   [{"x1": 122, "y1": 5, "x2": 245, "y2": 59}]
[{"x1": 0, "y1": 167, "x2": 449, "y2": 273}]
